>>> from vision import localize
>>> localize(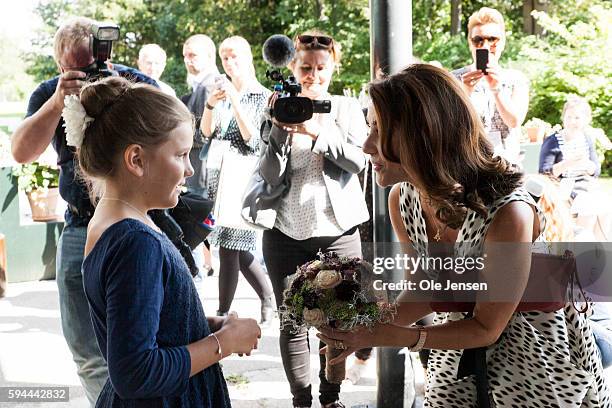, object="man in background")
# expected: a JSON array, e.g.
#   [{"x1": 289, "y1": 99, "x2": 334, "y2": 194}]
[
  {"x1": 180, "y1": 34, "x2": 219, "y2": 196},
  {"x1": 181, "y1": 34, "x2": 220, "y2": 276},
  {"x1": 137, "y1": 43, "x2": 176, "y2": 97}
]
